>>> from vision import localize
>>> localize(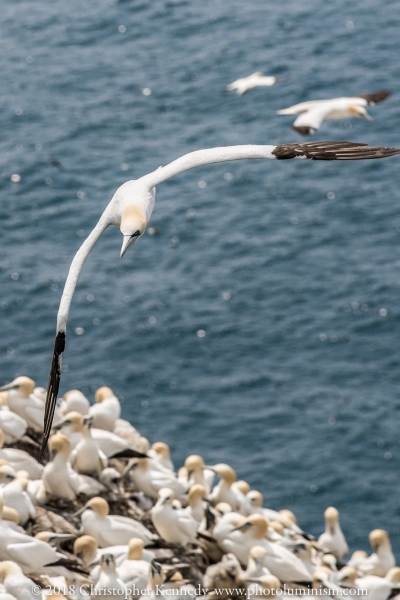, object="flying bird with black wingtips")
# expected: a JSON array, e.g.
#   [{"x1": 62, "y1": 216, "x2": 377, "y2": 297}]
[
  {"x1": 277, "y1": 90, "x2": 391, "y2": 135},
  {"x1": 39, "y1": 140, "x2": 400, "y2": 459}
]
